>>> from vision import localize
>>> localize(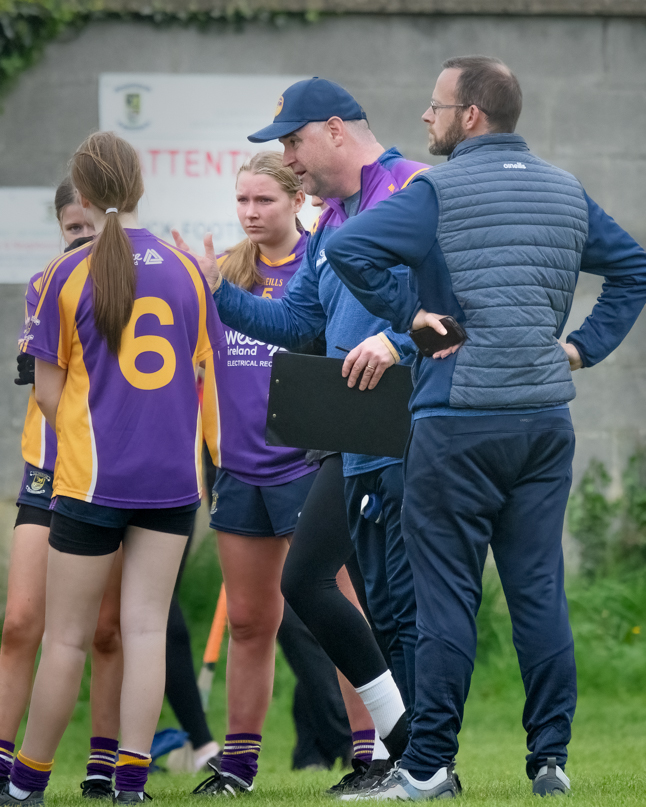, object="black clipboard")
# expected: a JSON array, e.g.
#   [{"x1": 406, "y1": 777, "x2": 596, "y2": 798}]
[{"x1": 265, "y1": 352, "x2": 413, "y2": 459}]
